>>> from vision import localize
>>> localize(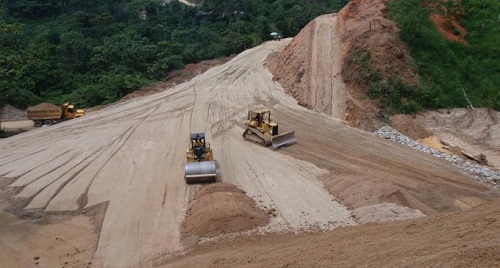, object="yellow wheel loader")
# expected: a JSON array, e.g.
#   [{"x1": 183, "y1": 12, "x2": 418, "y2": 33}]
[
  {"x1": 242, "y1": 108, "x2": 296, "y2": 148},
  {"x1": 184, "y1": 133, "x2": 217, "y2": 184}
]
